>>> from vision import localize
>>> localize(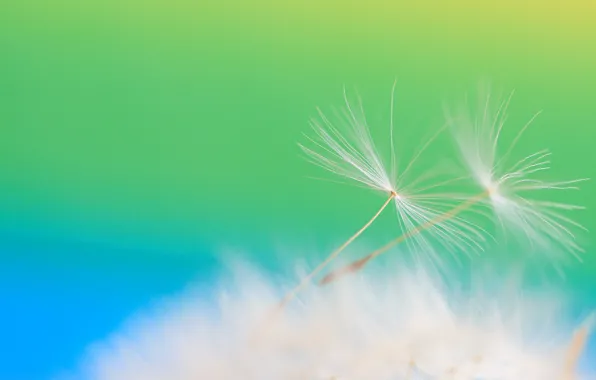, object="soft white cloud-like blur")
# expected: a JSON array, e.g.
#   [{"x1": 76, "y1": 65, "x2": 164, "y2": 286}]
[{"x1": 74, "y1": 259, "x2": 591, "y2": 380}]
